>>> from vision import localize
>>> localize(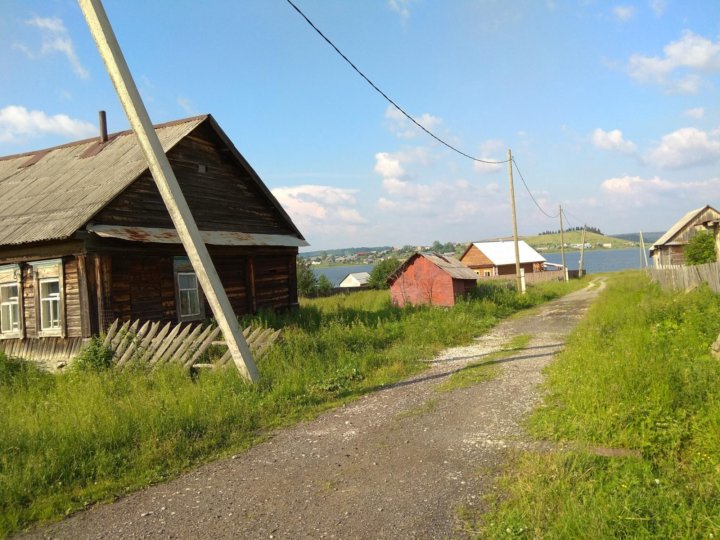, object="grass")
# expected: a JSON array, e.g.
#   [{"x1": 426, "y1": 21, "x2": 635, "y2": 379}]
[
  {"x1": 475, "y1": 272, "x2": 720, "y2": 539},
  {"x1": 437, "y1": 334, "x2": 533, "y2": 393},
  {"x1": 0, "y1": 279, "x2": 582, "y2": 536}
]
